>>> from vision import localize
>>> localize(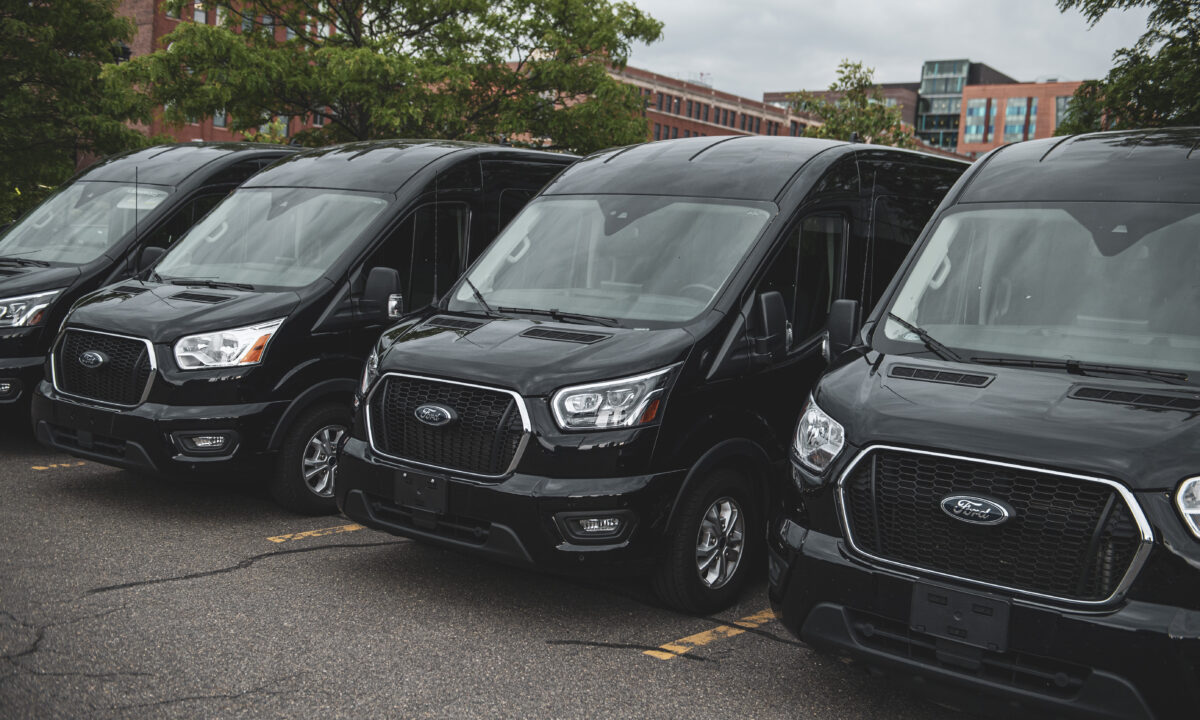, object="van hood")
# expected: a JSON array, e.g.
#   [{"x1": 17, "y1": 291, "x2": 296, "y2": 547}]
[
  {"x1": 377, "y1": 313, "x2": 695, "y2": 397},
  {"x1": 65, "y1": 281, "x2": 303, "y2": 344},
  {"x1": 817, "y1": 351, "x2": 1200, "y2": 492},
  {"x1": 0, "y1": 265, "x2": 81, "y2": 298}
]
